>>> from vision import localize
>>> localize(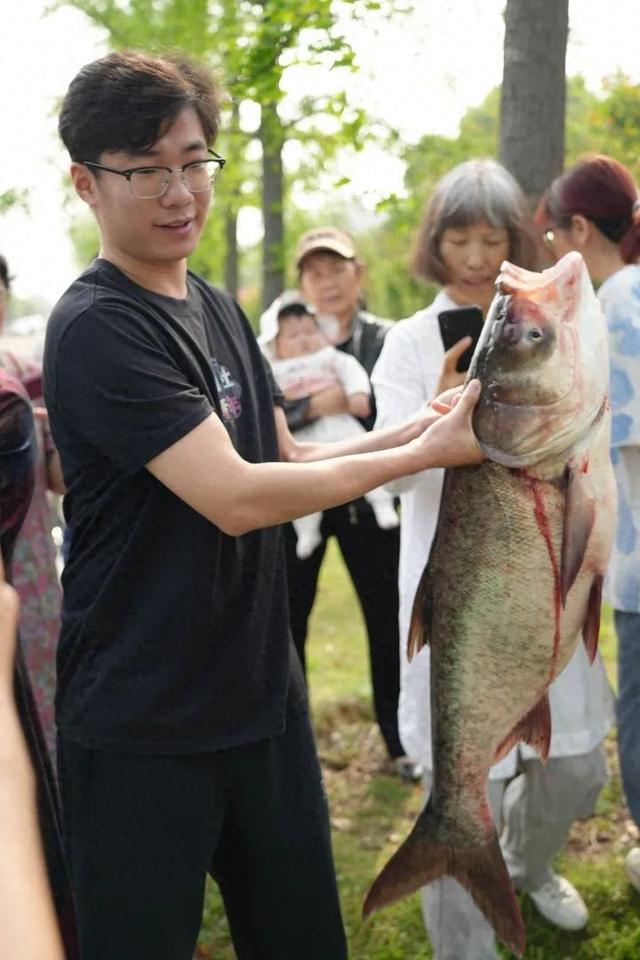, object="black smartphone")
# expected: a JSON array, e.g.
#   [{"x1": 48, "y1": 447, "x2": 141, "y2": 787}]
[{"x1": 437, "y1": 306, "x2": 484, "y2": 373}]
